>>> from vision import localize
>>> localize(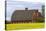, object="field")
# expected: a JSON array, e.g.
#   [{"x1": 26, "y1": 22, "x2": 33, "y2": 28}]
[{"x1": 6, "y1": 23, "x2": 44, "y2": 30}]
